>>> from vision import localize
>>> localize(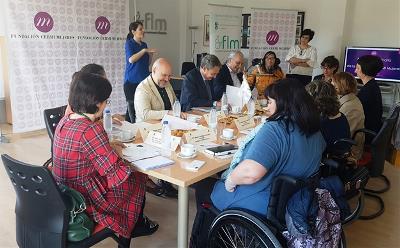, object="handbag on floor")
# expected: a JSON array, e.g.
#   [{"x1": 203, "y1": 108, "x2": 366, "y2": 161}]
[{"x1": 59, "y1": 184, "x2": 94, "y2": 242}]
